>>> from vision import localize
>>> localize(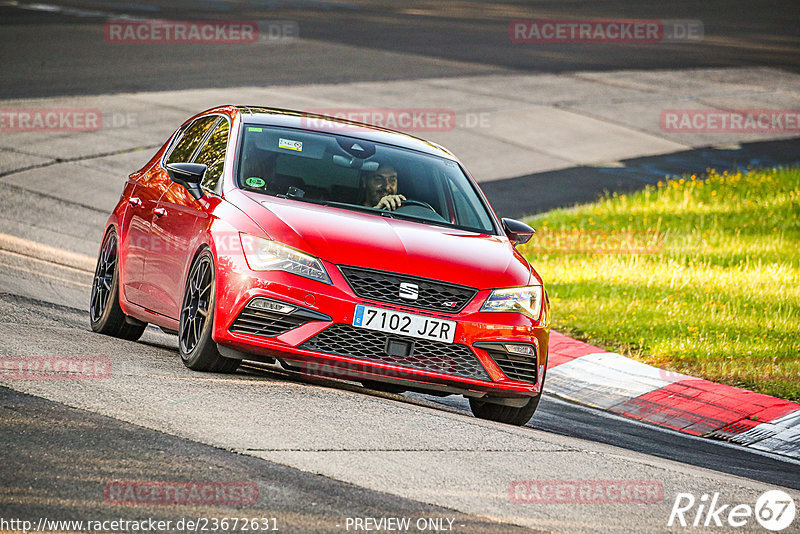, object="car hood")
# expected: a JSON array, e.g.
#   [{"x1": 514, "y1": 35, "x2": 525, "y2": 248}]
[{"x1": 235, "y1": 192, "x2": 533, "y2": 289}]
